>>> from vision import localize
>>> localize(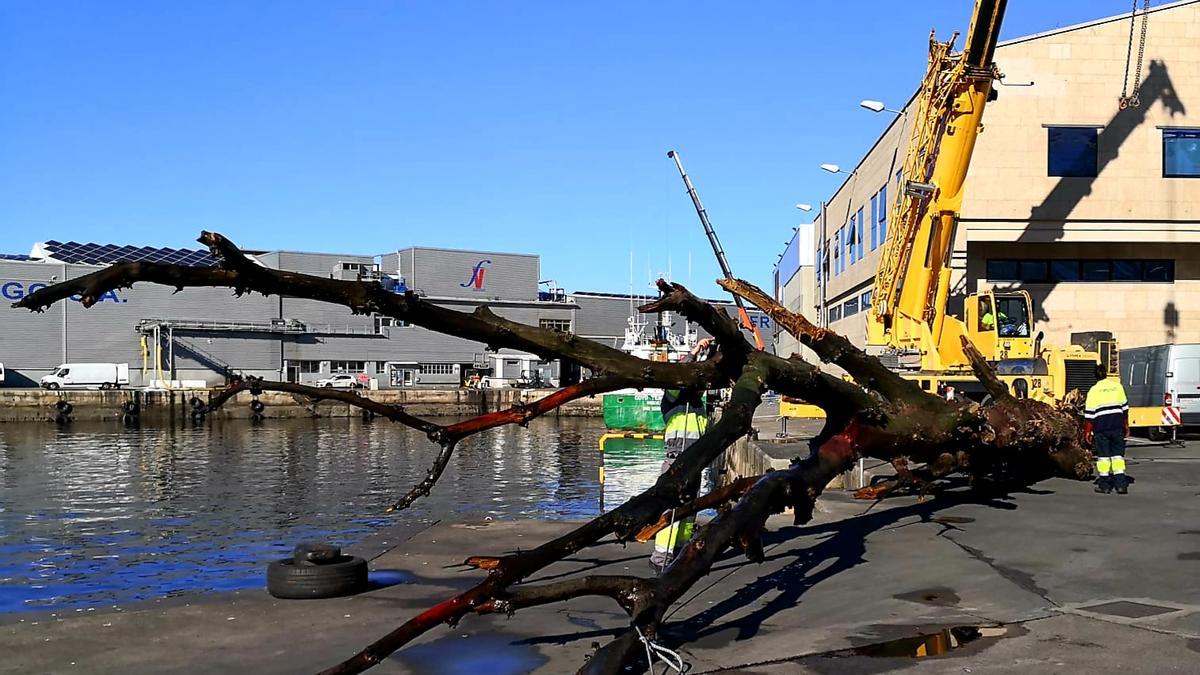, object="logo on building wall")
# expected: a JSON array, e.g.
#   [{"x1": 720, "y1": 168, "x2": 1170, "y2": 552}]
[
  {"x1": 1, "y1": 281, "x2": 125, "y2": 304},
  {"x1": 459, "y1": 259, "x2": 492, "y2": 290}
]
